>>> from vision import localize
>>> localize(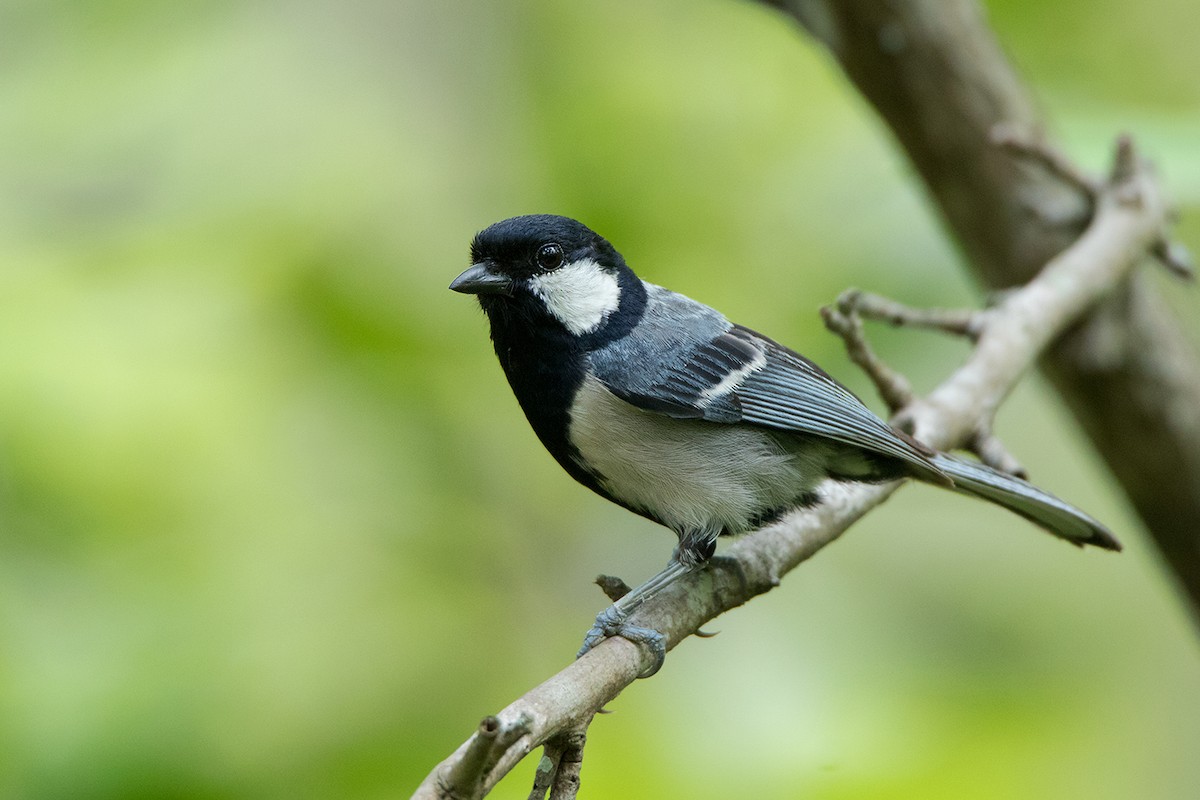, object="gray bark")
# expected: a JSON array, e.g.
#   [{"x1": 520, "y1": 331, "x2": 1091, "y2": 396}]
[{"x1": 766, "y1": 0, "x2": 1200, "y2": 617}]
